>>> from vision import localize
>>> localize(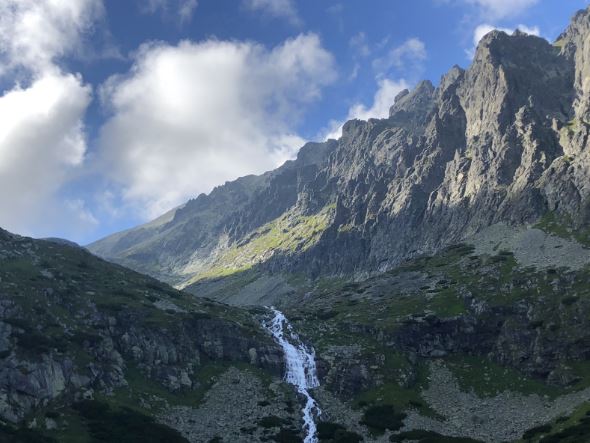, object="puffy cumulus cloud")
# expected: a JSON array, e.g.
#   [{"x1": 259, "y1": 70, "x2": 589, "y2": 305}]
[
  {"x1": 323, "y1": 78, "x2": 409, "y2": 140},
  {"x1": 0, "y1": 0, "x2": 104, "y2": 73},
  {"x1": 0, "y1": 0, "x2": 101, "y2": 238},
  {"x1": 99, "y1": 34, "x2": 336, "y2": 219},
  {"x1": 0, "y1": 72, "x2": 92, "y2": 236},
  {"x1": 373, "y1": 38, "x2": 427, "y2": 78},
  {"x1": 465, "y1": 0, "x2": 539, "y2": 19},
  {"x1": 140, "y1": 0, "x2": 199, "y2": 25},
  {"x1": 242, "y1": 0, "x2": 301, "y2": 26},
  {"x1": 467, "y1": 23, "x2": 540, "y2": 57}
]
